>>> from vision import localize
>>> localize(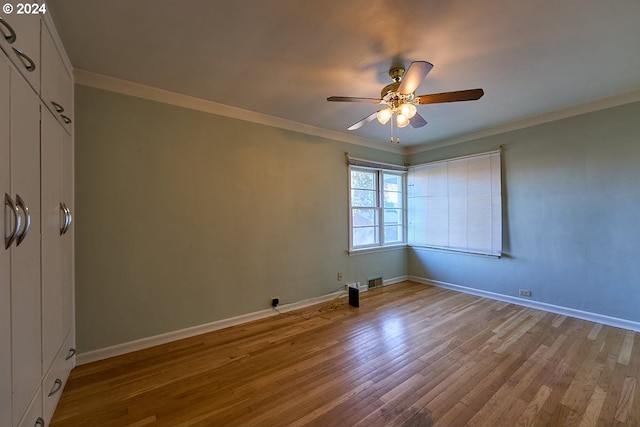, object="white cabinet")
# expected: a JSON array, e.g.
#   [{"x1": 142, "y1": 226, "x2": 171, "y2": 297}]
[
  {"x1": 0, "y1": 49, "x2": 12, "y2": 427},
  {"x1": 42, "y1": 106, "x2": 74, "y2": 369},
  {"x1": 9, "y1": 61, "x2": 42, "y2": 427},
  {"x1": 0, "y1": 11, "x2": 40, "y2": 93},
  {"x1": 41, "y1": 108, "x2": 64, "y2": 370},
  {"x1": 61, "y1": 130, "x2": 74, "y2": 339},
  {"x1": 40, "y1": 21, "x2": 75, "y2": 426},
  {"x1": 1, "y1": 53, "x2": 43, "y2": 426},
  {"x1": 1, "y1": 14, "x2": 74, "y2": 427}
]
